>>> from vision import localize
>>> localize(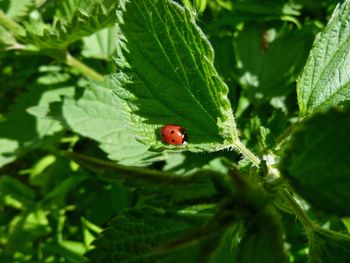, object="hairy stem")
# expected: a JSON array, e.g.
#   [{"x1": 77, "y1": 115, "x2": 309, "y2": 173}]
[
  {"x1": 280, "y1": 188, "x2": 315, "y2": 232},
  {"x1": 233, "y1": 140, "x2": 261, "y2": 167},
  {"x1": 66, "y1": 52, "x2": 104, "y2": 82}
]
